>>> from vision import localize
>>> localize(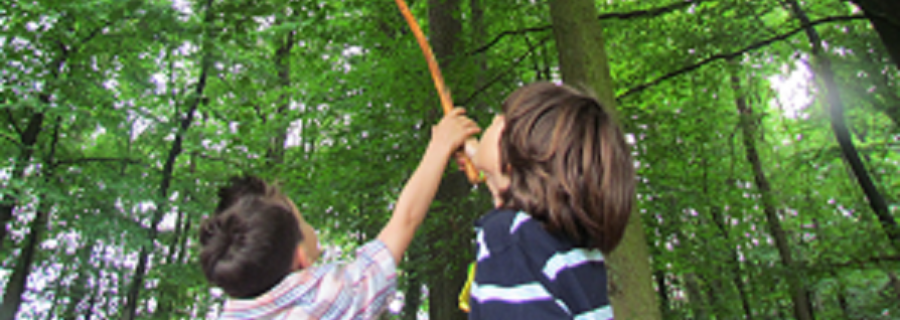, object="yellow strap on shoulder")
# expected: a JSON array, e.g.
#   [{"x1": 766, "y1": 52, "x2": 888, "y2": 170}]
[{"x1": 458, "y1": 262, "x2": 477, "y2": 312}]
